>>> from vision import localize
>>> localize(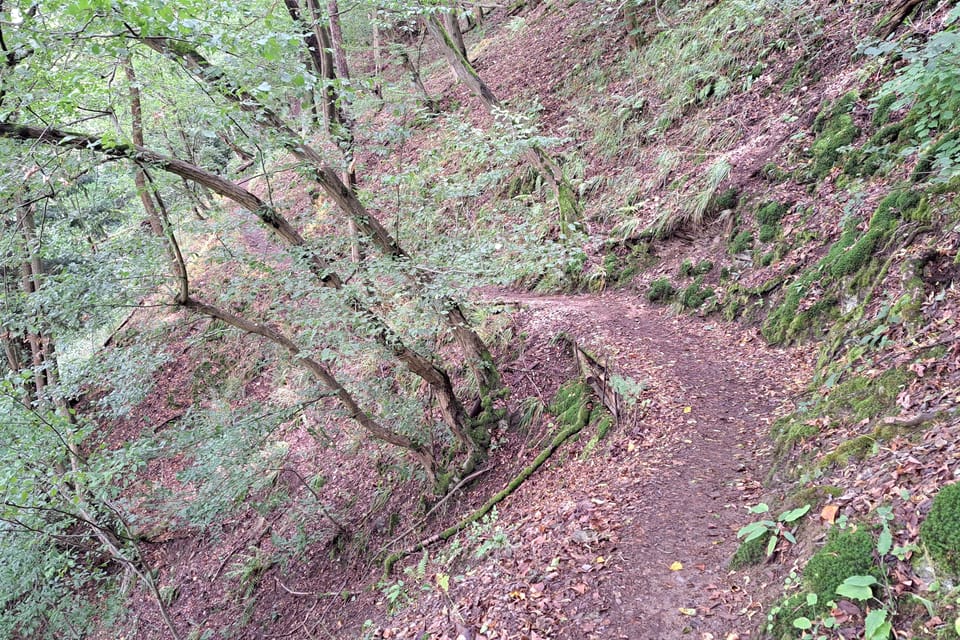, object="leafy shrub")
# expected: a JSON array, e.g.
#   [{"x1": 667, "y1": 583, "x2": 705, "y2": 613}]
[
  {"x1": 646, "y1": 277, "x2": 676, "y2": 302},
  {"x1": 868, "y1": 7, "x2": 960, "y2": 183},
  {"x1": 803, "y1": 528, "x2": 879, "y2": 605},
  {"x1": 921, "y1": 482, "x2": 960, "y2": 576}
]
